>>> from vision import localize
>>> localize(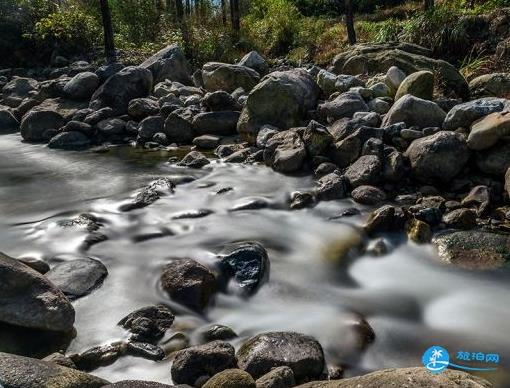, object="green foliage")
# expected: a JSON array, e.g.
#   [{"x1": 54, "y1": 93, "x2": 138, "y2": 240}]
[{"x1": 31, "y1": 5, "x2": 101, "y2": 55}]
